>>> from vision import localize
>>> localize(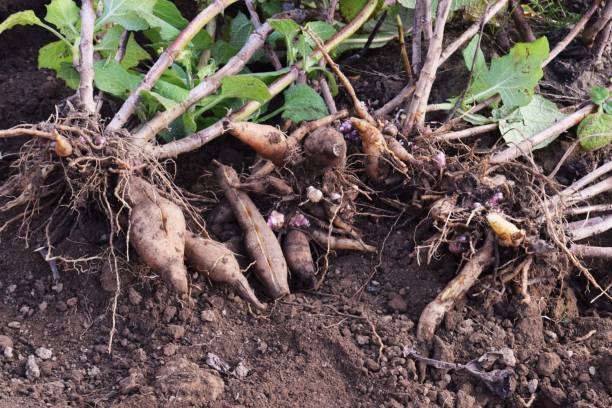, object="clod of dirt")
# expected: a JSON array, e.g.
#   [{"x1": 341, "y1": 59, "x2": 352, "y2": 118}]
[
  {"x1": 119, "y1": 369, "x2": 144, "y2": 395},
  {"x1": 128, "y1": 287, "x2": 143, "y2": 305},
  {"x1": 387, "y1": 293, "x2": 408, "y2": 313},
  {"x1": 455, "y1": 390, "x2": 476, "y2": 408},
  {"x1": 536, "y1": 352, "x2": 562, "y2": 378},
  {"x1": 166, "y1": 324, "x2": 185, "y2": 340},
  {"x1": 540, "y1": 380, "x2": 568, "y2": 407},
  {"x1": 200, "y1": 309, "x2": 216, "y2": 322},
  {"x1": 156, "y1": 357, "x2": 224, "y2": 403},
  {"x1": 0, "y1": 335, "x2": 13, "y2": 359},
  {"x1": 163, "y1": 343, "x2": 178, "y2": 357}
]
